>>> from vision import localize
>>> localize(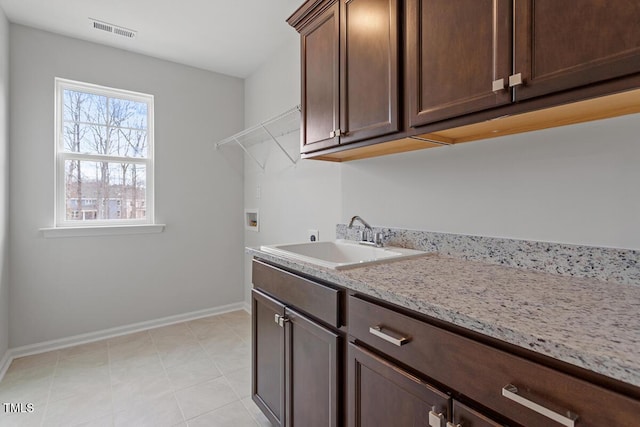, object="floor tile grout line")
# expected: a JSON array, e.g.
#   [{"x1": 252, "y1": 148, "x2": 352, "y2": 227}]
[
  {"x1": 38, "y1": 350, "x2": 60, "y2": 427},
  {"x1": 106, "y1": 335, "x2": 117, "y2": 426},
  {"x1": 148, "y1": 324, "x2": 189, "y2": 425},
  {"x1": 181, "y1": 398, "x2": 257, "y2": 425}
]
